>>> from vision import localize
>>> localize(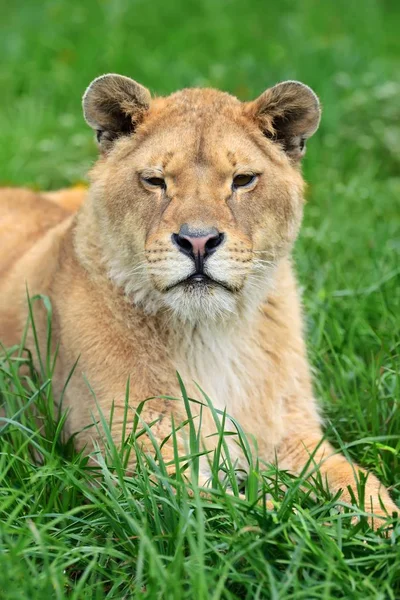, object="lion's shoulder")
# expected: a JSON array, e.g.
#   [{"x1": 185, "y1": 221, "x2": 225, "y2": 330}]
[{"x1": 0, "y1": 187, "x2": 77, "y2": 277}]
